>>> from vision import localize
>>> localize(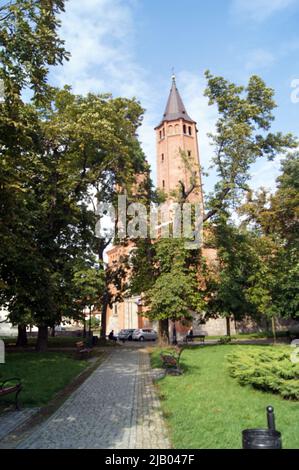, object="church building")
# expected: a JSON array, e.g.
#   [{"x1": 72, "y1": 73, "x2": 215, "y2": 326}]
[{"x1": 106, "y1": 76, "x2": 236, "y2": 338}]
